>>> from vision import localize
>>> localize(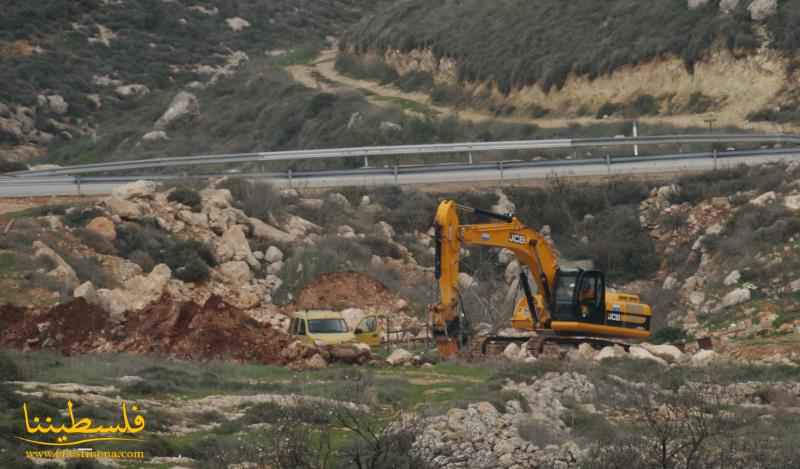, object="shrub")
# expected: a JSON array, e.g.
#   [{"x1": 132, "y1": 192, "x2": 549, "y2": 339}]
[
  {"x1": 649, "y1": 326, "x2": 688, "y2": 345},
  {"x1": 64, "y1": 207, "x2": 104, "y2": 228},
  {"x1": 0, "y1": 159, "x2": 26, "y2": 173},
  {"x1": 167, "y1": 188, "x2": 202, "y2": 212},
  {"x1": 76, "y1": 228, "x2": 116, "y2": 255},
  {"x1": 687, "y1": 92, "x2": 714, "y2": 114},
  {"x1": 0, "y1": 352, "x2": 21, "y2": 381},
  {"x1": 219, "y1": 179, "x2": 284, "y2": 222},
  {"x1": 115, "y1": 223, "x2": 215, "y2": 282},
  {"x1": 628, "y1": 94, "x2": 659, "y2": 116}
]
